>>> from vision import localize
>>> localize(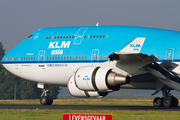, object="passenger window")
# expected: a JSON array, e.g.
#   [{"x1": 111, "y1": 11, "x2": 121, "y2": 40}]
[
  {"x1": 87, "y1": 35, "x2": 89, "y2": 38},
  {"x1": 106, "y1": 35, "x2": 108, "y2": 38},
  {"x1": 26, "y1": 57, "x2": 27, "y2": 60},
  {"x1": 52, "y1": 57, "x2": 54, "y2": 60},
  {"x1": 47, "y1": 57, "x2": 48, "y2": 60},
  {"x1": 49, "y1": 37, "x2": 51, "y2": 39},
  {"x1": 82, "y1": 56, "x2": 83, "y2": 59},
  {"x1": 100, "y1": 56, "x2": 102, "y2": 59},
  {"x1": 97, "y1": 35, "x2": 99, "y2": 38},
  {"x1": 85, "y1": 56, "x2": 87, "y2": 59},
  {"x1": 69, "y1": 36, "x2": 71, "y2": 39},
  {"x1": 63, "y1": 36, "x2": 65, "y2": 39},
  {"x1": 12, "y1": 58, "x2": 14, "y2": 60},
  {"x1": 23, "y1": 57, "x2": 25, "y2": 60},
  {"x1": 54, "y1": 36, "x2": 56, "y2": 39},
  {"x1": 93, "y1": 35, "x2": 96, "y2": 38},
  {"x1": 79, "y1": 56, "x2": 81, "y2": 59},
  {"x1": 70, "y1": 56, "x2": 71, "y2": 60},
  {"x1": 72, "y1": 36, "x2": 74, "y2": 39},
  {"x1": 64, "y1": 57, "x2": 66, "y2": 60},
  {"x1": 52, "y1": 36, "x2": 53, "y2": 39},
  {"x1": 55, "y1": 57, "x2": 57, "y2": 60},
  {"x1": 73, "y1": 56, "x2": 74, "y2": 59},
  {"x1": 57, "y1": 36, "x2": 60, "y2": 39},
  {"x1": 90, "y1": 35, "x2": 92, "y2": 38},
  {"x1": 66, "y1": 36, "x2": 68, "y2": 39},
  {"x1": 58, "y1": 57, "x2": 60, "y2": 60},
  {"x1": 103, "y1": 35, "x2": 105, "y2": 38},
  {"x1": 60, "y1": 36, "x2": 62, "y2": 39},
  {"x1": 100, "y1": 35, "x2": 102, "y2": 38},
  {"x1": 28, "y1": 57, "x2": 30, "y2": 60},
  {"x1": 84, "y1": 35, "x2": 86, "y2": 38},
  {"x1": 34, "y1": 57, "x2": 35, "y2": 60},
  {"x1": 103, "y1": 56, "x2": 105, "y2": 59},
  {"x1": 67, "y1": 57, "x2": 68, "y2": 60},
  {"x1": 61, "y1": 57, "x2": 63, "y2": 60},
  {"x1": 46, "y1": 37, "x2": 48, "y2": 39},
  {"x1": 31, "y1": 57, "x2": 32, "y2": 60},
  {"x1": 50, "y1": 57, "x2": 51, "y2": 60},
  {"x1": 21, "y1": 57, "x2": 23, "y2": 60},
  {"x1": 76, "y1": 56, "x2": 78, "y2": 59}
]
